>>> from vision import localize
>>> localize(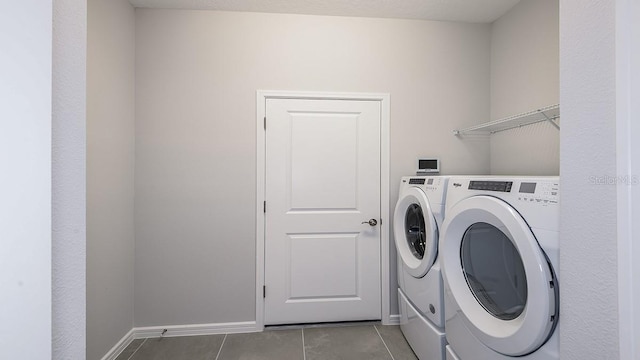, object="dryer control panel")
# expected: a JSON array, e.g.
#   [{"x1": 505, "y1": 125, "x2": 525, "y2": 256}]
[
  {"x1": 469, "y1": 180, "x2": 513, "y2": 192},
  {"x1": 516, "y1": 181, "x2": 559, "y2": 204},
  {"x1": 446, "y1": 176, "x2": 560, "y2": 231},
  {"x1": 461, "y1": 178, "x2": 560, "y2": 205}
]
